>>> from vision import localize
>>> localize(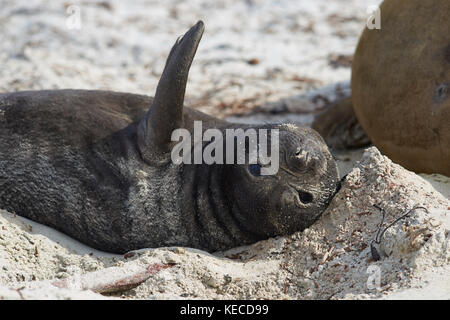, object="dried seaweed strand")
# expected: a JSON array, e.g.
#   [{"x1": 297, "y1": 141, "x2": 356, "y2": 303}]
[{"x1": 370, "y1": 204, "x2": 428, "y2": 261}]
